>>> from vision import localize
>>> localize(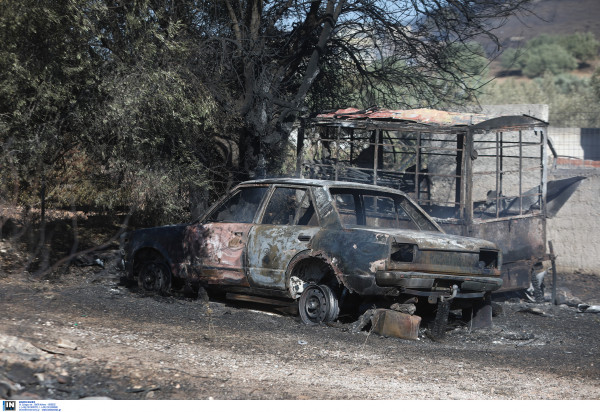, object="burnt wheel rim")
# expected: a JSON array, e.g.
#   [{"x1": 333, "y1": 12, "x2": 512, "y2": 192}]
[
  {"x1": 319, "y1": 284, "x2": 339, "y2": 323},
  {"x1": 299, "y1": 285, "x2": 330, "y2": 325},
  {"x1": 139, "y1": 262, "x2": 169, "y2": 293}
]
